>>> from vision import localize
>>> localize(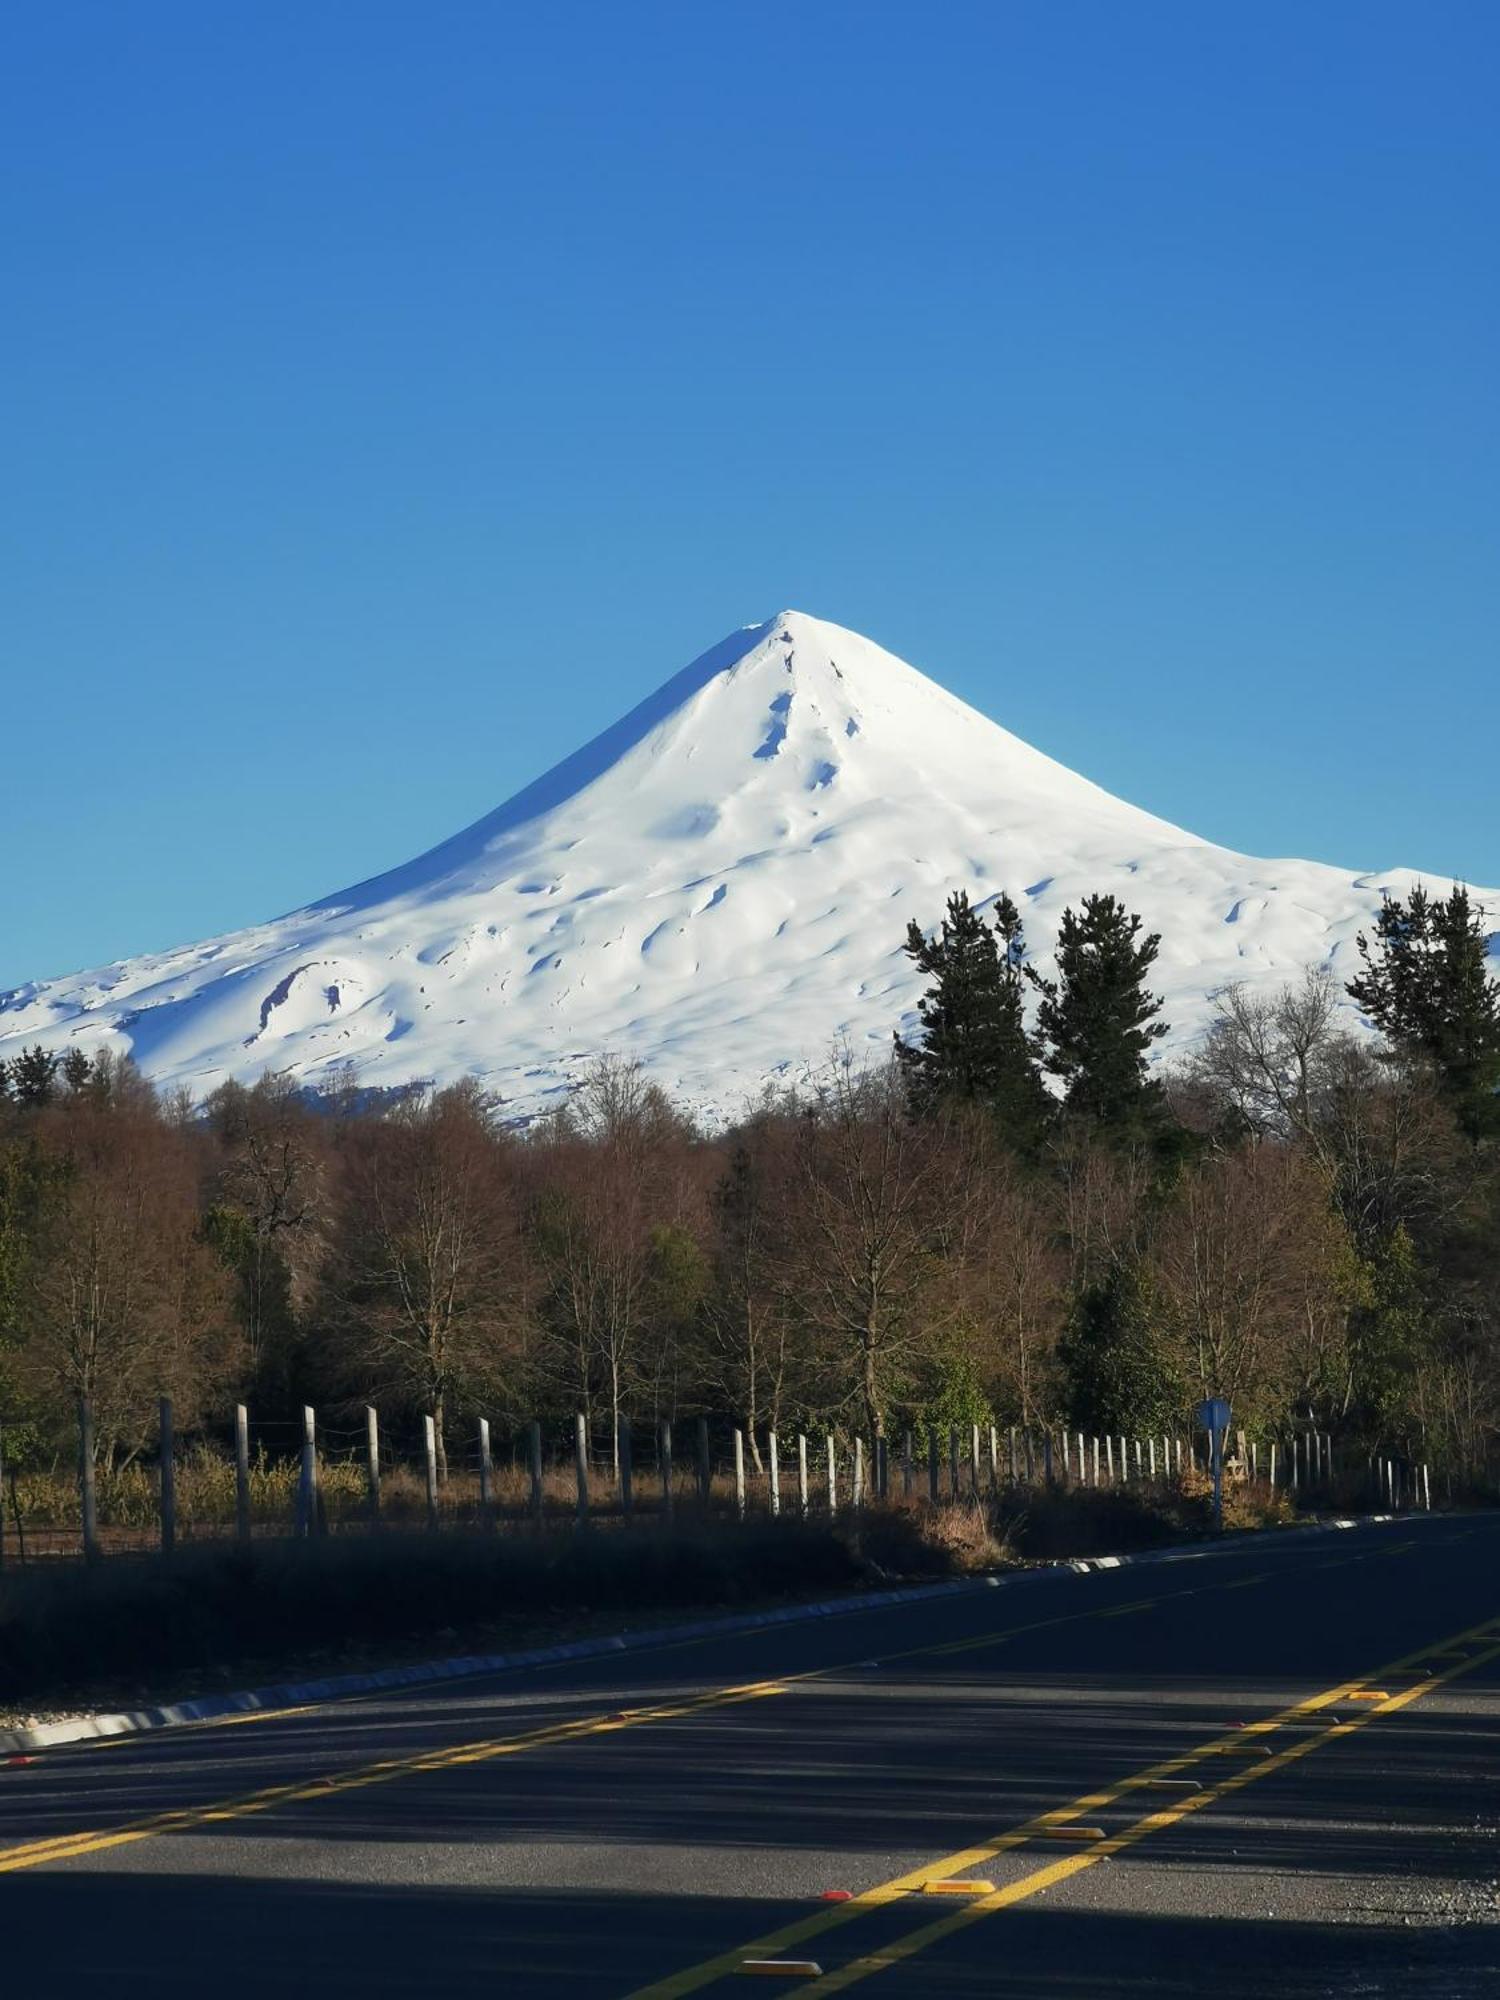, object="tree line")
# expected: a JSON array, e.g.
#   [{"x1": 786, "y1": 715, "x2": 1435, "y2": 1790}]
[{"x1": 1, "y1": 880, "x2": 1496, "y2": 1484}]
